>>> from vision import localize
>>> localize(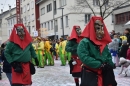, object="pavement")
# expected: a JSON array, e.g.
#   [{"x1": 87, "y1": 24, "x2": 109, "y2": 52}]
[{"x1": 0, "y1": 60, "x2": 130, "y2": 86}]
